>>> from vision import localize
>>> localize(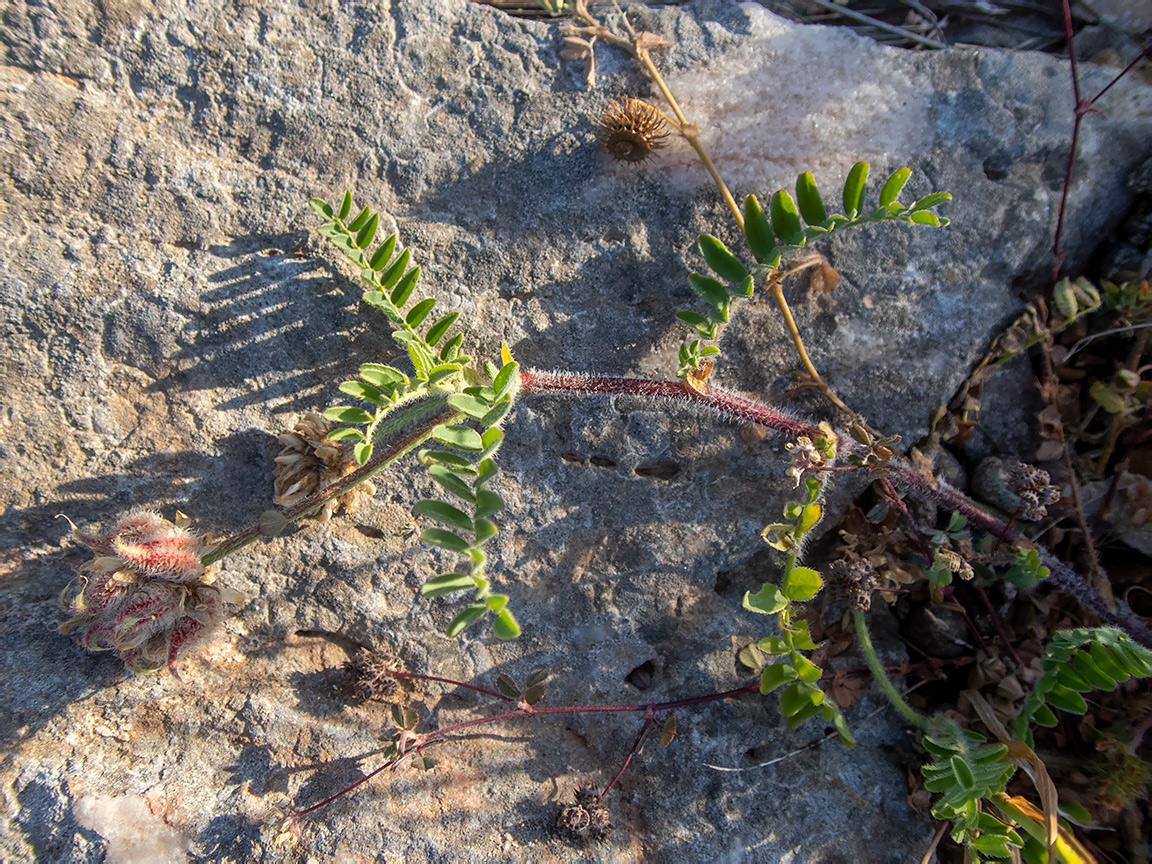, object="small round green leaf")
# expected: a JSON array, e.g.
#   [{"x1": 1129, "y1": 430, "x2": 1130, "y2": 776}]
[
  {"x1": 355, "y1": 212, "x2": 379, "y2": 248},
  {"x1": 354, "y1": 441, "x2": 373, "y2": 464},
  {"x1": 783, "y1": 567, "x2": 823, "y2": 602},
  {"x1": 879, "y1": 167, "x2": 911, "y2": 208},
  {"x1": 842, "y1": 162, "x2": 869, "y2": 216},
  {"x1": 795, "y1": 172, "x2": 828, "y2": 225},
  {"x1": 336, "y1": 190, "x2": 353, "y2": 220},
  {"x1": 759, "y1": 662, "x2": 798, "y2": 694},
  {"x1": 421, "y1": 527, "x2": 472, "y2": 553},
  {"x1": 699, "y1": 234, "x2": 748, "y2": 284},
  {"x1": 323, "y1": 406, "x2": 373, "y2": 425},
  {"x1": 405, "y1": 296, "x2": 436, "y2": 328},
  {"x1": 743, "y1": 194, "x2": 776, "y2": 261},
  {"x1": 310, "y1": 198, "x2": 334, "y2": 219},
  {"x1": 493, "y1": 607, "x2": 521, "y2": 640},
  {"x1": 743, "y1": 583, "x2": 789, "y2": 615}
]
